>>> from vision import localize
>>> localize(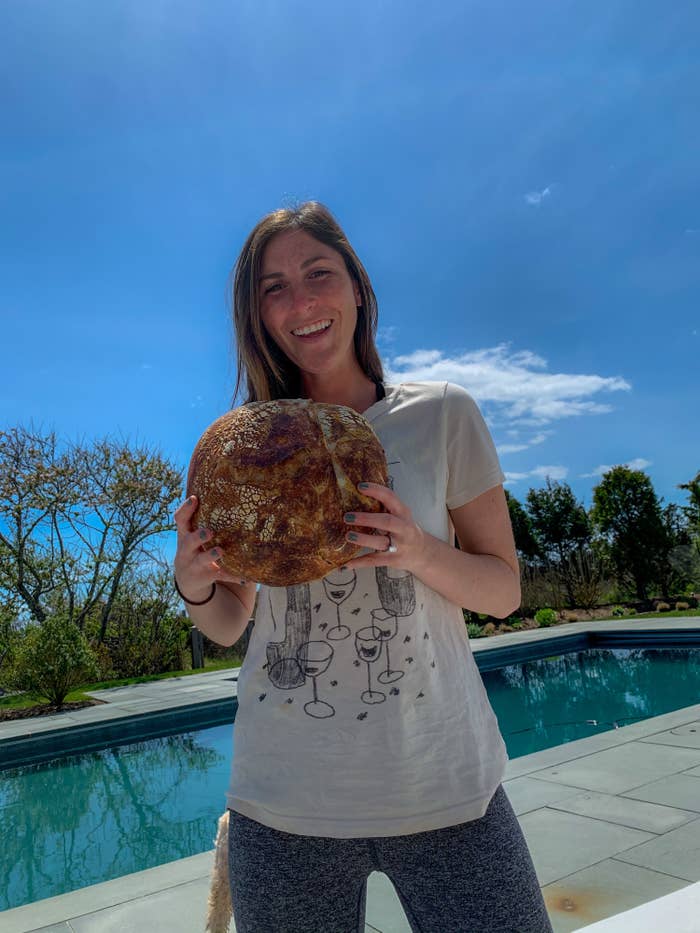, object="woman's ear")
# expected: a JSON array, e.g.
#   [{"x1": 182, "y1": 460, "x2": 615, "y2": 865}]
[{"x1": 353, "y1": 279, "x2": 362, "y2": 307}]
